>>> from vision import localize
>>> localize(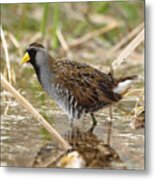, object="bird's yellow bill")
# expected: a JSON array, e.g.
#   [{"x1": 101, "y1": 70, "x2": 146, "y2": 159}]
[{"x1": 20, "y1": 52, "x2": 30, "y2": 64}]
